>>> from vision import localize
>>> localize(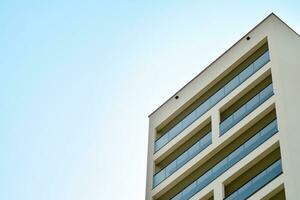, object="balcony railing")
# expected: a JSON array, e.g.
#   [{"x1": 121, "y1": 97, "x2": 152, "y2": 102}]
[
  {"x1": 153, "y1": 132, "x2": 212, "y2": 187},
  {"x1": 220, "y1": 83, "x2": 274, "y2": 136},
  {"x1": 225, "y1": 159, "x2": 282, "y2": 200},
  {"x1": 171, "y1": 119, "x2": 278, "y2": 200},
  {"x1": 155, "y1": 50, "x2": 270, "y2": 152}
]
